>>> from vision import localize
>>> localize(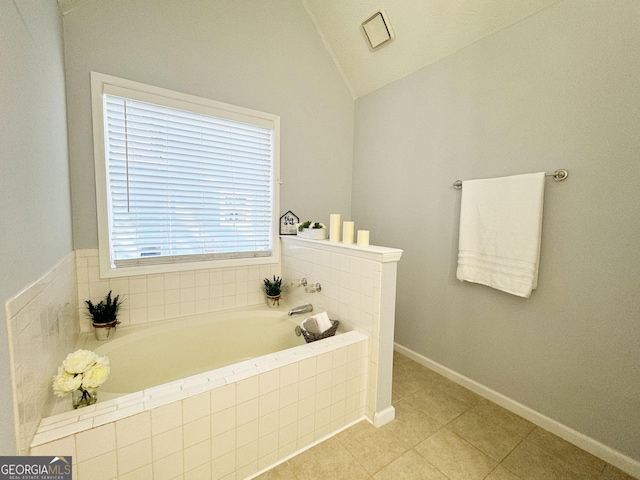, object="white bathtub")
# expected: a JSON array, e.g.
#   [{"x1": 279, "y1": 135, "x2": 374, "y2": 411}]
[
  {"x1": 33, "y1": 305, "x2": 369, "y2": 479},
  {"x1": 86, "y1": 308, "x2": 306, "y2": 393}
]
